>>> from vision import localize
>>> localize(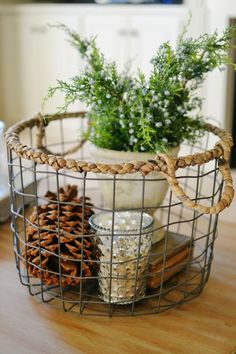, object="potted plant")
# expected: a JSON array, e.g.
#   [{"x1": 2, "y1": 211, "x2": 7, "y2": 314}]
[{"x1": 44, "y1": 24, "x2": 236, "y2": 213}]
